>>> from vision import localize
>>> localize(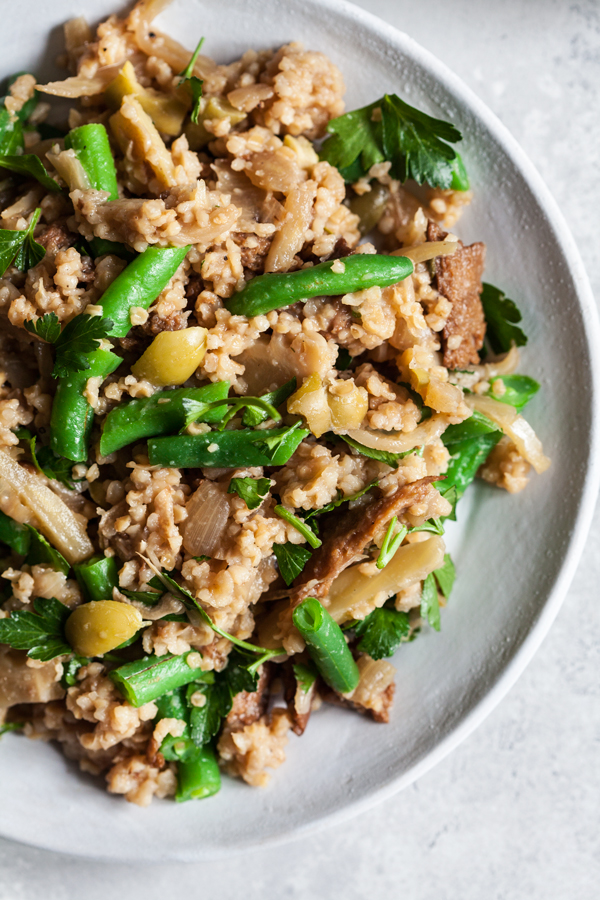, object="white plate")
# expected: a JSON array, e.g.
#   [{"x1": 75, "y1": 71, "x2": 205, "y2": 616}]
[{"x1": 0, "y1": 0, "x2": 598, "y2": 862}]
